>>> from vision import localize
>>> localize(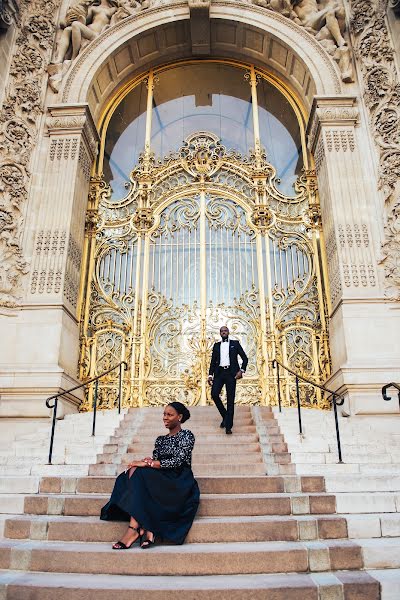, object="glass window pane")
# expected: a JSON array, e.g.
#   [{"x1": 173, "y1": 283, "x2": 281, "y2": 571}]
[
  {"x1": 151, "y1": 63, "x2": 254, "y2": 157},
  {"x1": 104, "y1": 82, "x2": 147, "y2": 200},
  {"x1": 257, "y1": 78, "x2": 303, "y2": 196}
]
